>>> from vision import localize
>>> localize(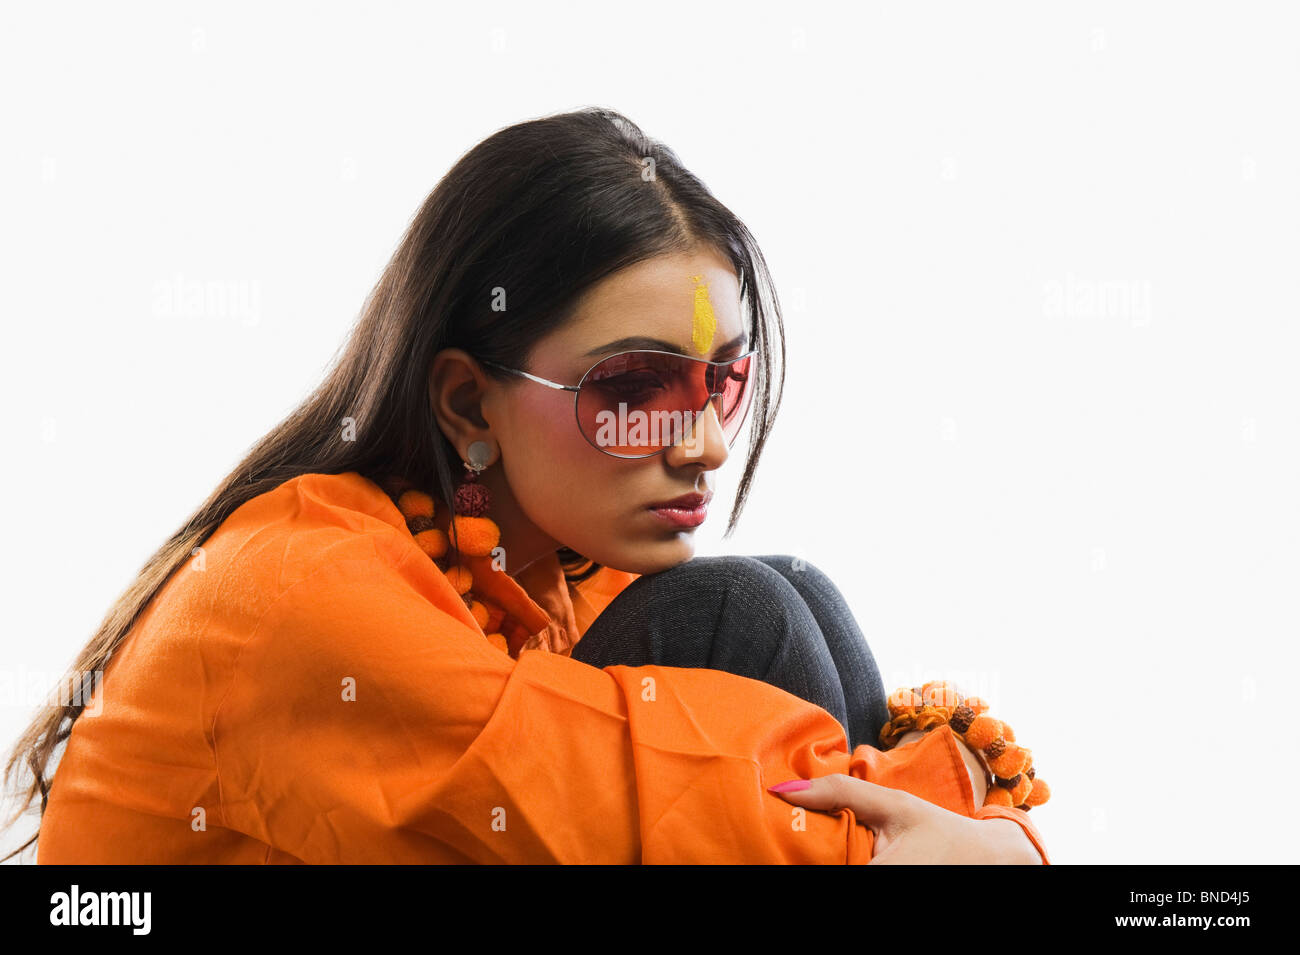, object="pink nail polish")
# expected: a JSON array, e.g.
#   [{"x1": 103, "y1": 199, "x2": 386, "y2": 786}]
[{"x1": 768, "y1": 779, "x2": 812, "y2": 793}]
